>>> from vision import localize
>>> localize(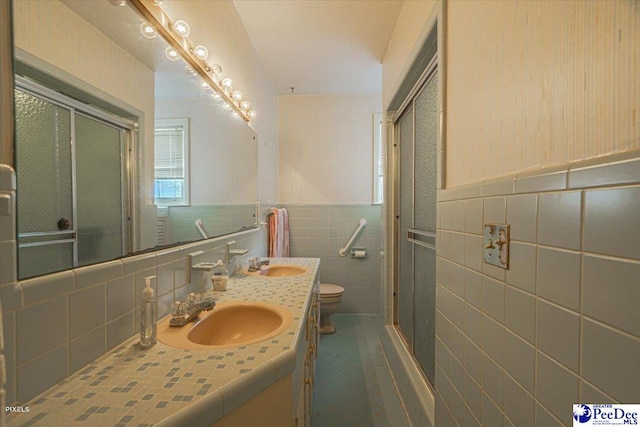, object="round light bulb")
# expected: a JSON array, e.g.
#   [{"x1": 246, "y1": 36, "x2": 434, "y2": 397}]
[
  {"x1": 200, "y1": 80, "x2": 211, "y2": 90},
  {"x1": 232, "y1": 111, "x2": 240, "y2": 118},
  {"x1": 140, "y1": 22, "x2": 156, "y2": 39},
  {"x1": 223, "y1": 102, "x2": 232, "y2": 111},
  {"x1": 212, "y1": 93, "x2": 222, "y2": 101},
  {"x1": 240, "y1": 101, "x2": 250, "y2": 110},
  {"x1": 222, "y1": 77, "x2": 233, "y2": 88},
  {"x1": 165, "y1": 46, "x2": 180, "y2": 61},
  {"x1": 211, "y1": 64, "x2": 222, "y2": 75},
  {"x1": 232, "y1": 90, "x2": 243, "y2": 101},
  {"x1": 247, "y1": 110, "x2": 257, "y2": 119},
  {"x1": 185, "y1": 66, "x2": 197, "y2": 76},
  {"x1": 193, "y1": 45, "x2": 209, "y2": 60},
  {"x1": 173, "y1": 20, "x2": 191, "y2": 38}
]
